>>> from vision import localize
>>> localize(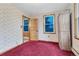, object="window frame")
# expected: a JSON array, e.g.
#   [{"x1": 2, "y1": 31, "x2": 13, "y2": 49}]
[{"x1": 43, "y1": 14, "x2": 56, "y2": 34}]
